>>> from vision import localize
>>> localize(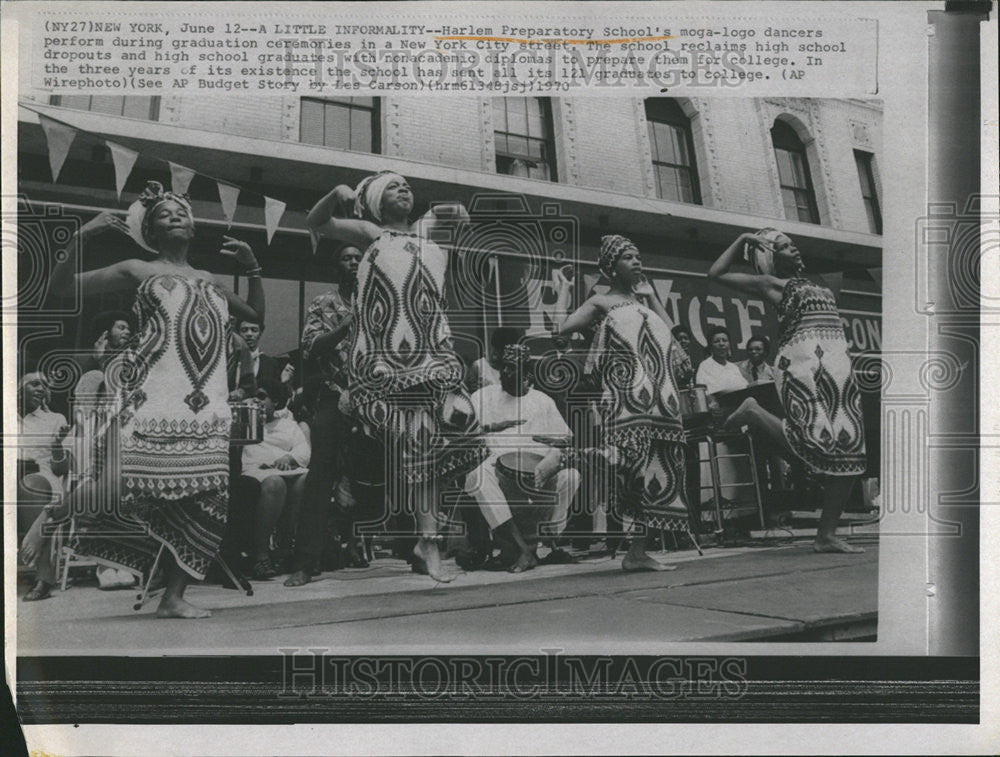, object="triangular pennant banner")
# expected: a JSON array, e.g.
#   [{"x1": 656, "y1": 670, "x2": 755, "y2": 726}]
[
  {"x1": 38, "y1": 114, "x2": 77, "y2": 182},
  {"x1": 263, "y1": 197, "x2": 286, "y2": 245},
  {"x1": 217, "y1": 182, "x2": 240, "y2": 227},
  {"x1": 169, "y1": 162, "x2": 196, "y2": 195},
  {"x1": 106, "y1": 141, "x2": 139, "y2": 200},
  {"x1": 309, "y1": 228, "x2": 321, "y2": 255}
]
